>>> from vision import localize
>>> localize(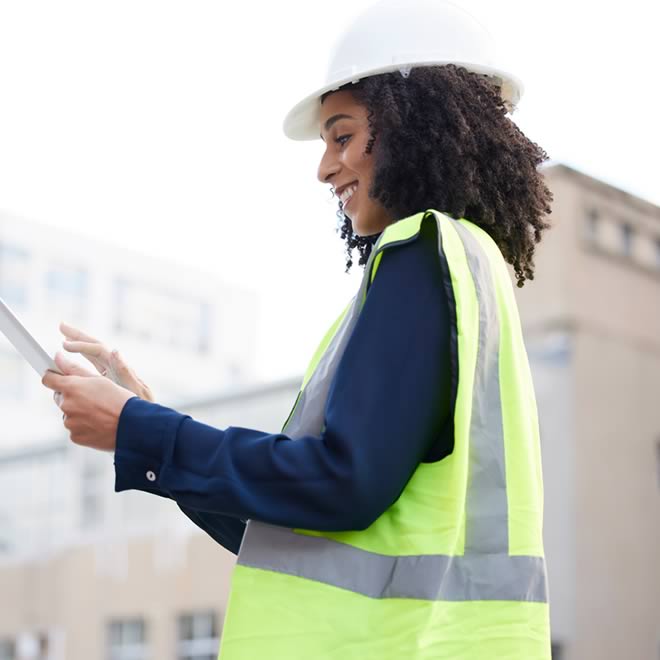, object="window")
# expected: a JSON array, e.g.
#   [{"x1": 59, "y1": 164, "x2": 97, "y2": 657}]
[
  {"x1": 35, "y1": 632, "x2": 49, "y2": 660},
  {"x1": 0, "y1": 449, "x2": 70, "y2": 558},
  {"x1": 45, "y1": 263, "x2": 88, "y2": 322},
  {"x1": 0, "y1": 639, "x2": 15, "y2": 660},
  {"x1": 114, "y1": 279, "x2": 212, "y2": 354},
  {"x1": 0, "y1": 243, "x2": 30, "y2": 307},
  {"x1": 620, "y1": 222, "x2": 634, "y2": 257},
  {"x1": 177, "y1": 611, "x2": 220, "y2": 660},
  {"x1": 12, "y1": 633, "x2": 48, "y2": 660},
  {"x1": 0, "y1": 511, "x2": 14, "y2": 554},
  {"x1": 584, "y1": 208, "x2": 599, "y2": 243},
  {"x1": 107, "y1": 619, "x2": 147, "y2": 660},
  {"x1": 80, "y1": 457, "x2": 106, "y2": 529}
]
